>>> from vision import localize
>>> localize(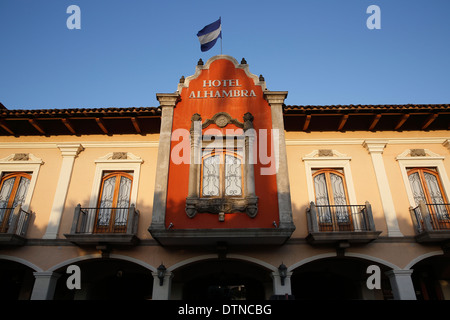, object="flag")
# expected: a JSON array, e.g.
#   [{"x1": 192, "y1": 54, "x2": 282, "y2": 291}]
[{"x1": 196, "y1": 17, "x2": 222, "y2": 52}]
